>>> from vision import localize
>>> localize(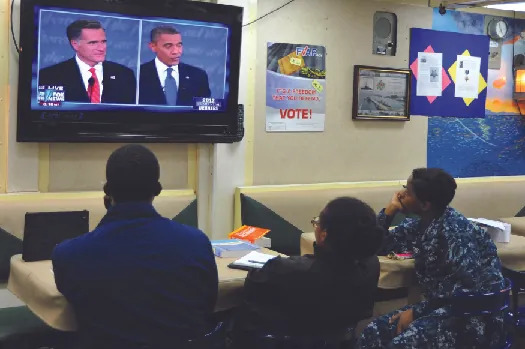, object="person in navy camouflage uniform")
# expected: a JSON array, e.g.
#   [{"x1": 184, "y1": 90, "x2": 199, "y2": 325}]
[{"x1": 358, "y1": 168, "x2": 506, "y2": 349}]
